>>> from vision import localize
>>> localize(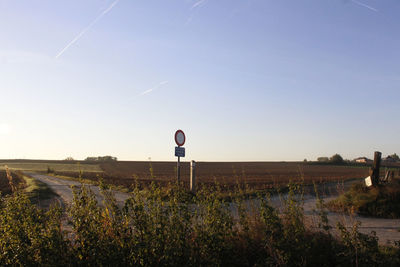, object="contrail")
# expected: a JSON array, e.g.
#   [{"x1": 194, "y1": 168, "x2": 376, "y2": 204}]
[
  {"x1": 191, "y1": 0, "x2": 207, "y2": 10},
  {"x1": 351, "y1": 0, "x2": 378, "y2": 12},
  {"x1": 186, "y1": 0, "x2": 207, "y2": 24},
  {"x1": 55, "y1": 0, "x2": 120, "y2": 59},
  {"x1": 139, "y1": 81, "x2": 169, "y2": 96}
]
